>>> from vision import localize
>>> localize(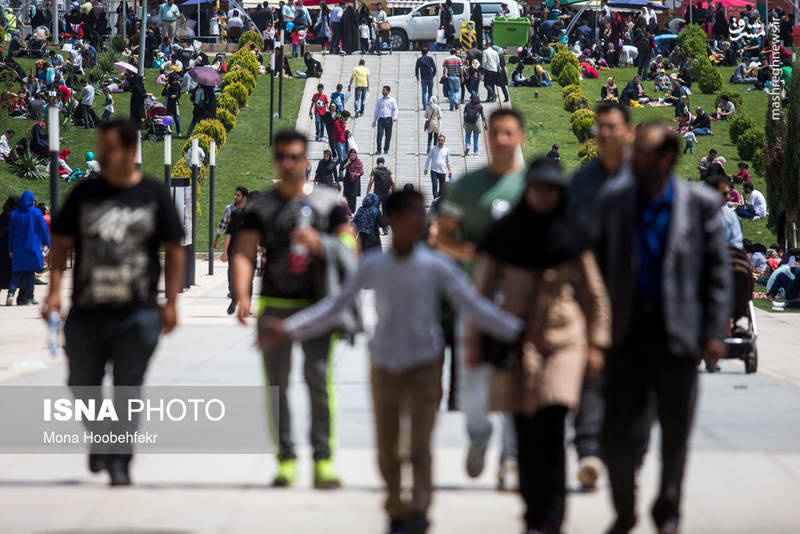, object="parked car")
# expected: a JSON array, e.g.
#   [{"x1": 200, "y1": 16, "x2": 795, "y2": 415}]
[{"x1": 387, "y1": 0, "x2": 521, "y2": 51}]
